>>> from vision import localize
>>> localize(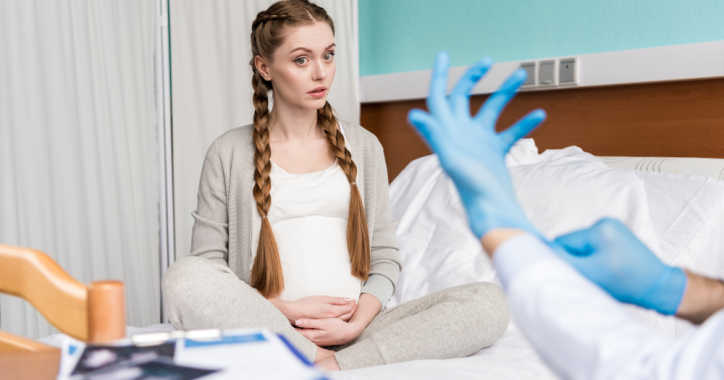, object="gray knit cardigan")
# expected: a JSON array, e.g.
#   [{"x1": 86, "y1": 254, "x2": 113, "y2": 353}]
[{"x1": 189, "y1": 121, "x2": 401, "y2": 306}]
